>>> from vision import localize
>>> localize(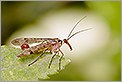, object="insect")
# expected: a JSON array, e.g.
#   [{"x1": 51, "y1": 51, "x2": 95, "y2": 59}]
[{"x1": 11, "y1": 16, "x2": 92, "y2": 70}]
